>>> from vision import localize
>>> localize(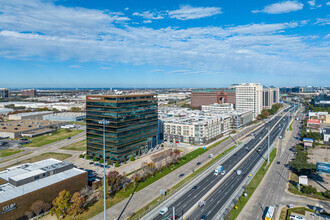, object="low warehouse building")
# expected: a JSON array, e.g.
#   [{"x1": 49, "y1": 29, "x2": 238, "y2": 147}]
[
  {"x1": 0, "y1": 119, "x2": 65, "y2": 139},
  {"x1": 43, "y1": 112, "x2": 86, "y2": 122},
  {"x1": 8, "y1": 111, "x2": 53, "y2": 120},
  {"x1": 0, "y1": 158, "x2": 87, "y2": 220}
]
